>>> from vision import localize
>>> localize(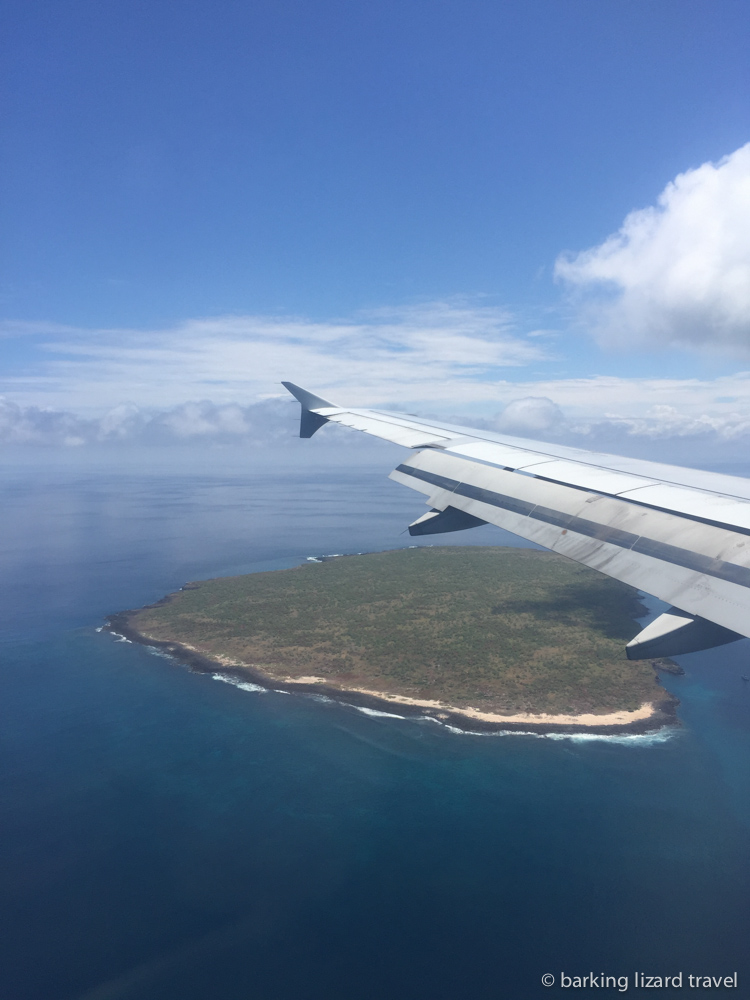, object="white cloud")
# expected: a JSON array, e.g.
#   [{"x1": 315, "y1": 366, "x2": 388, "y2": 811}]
[
  {"x1": 559, "y1": 406, "x2": 750, "y2": 467},
  {"x1": 0, "y1": 395, "x2": 405, "y2": 463},
  {"x1": 555, "y1": 143, "x2": 750, "y2": 352},
  {"x1": 570, "y1": 404, "x2": 750, "y2": 442},
  {"x1": 438, "y1": 371, "x2": 750, "y2": 430},
  {"x1": 452, "y1": 372, "x2": 750, "y2": 465},
  {"x1": 5, "y1": 295, "x2": 750, "y2": 466},
  {"x1": 0, "y1": 397, "x2": 95, "y2": 447},
  {"x1": 494, "y1": 396, "x2": 564, "y2": 435},
  {"x1": 6, "y1": 372, "x2": 750, "y2": 470},
  {"x1": 0, "y1": 300, "x2": 544, "y2": 413},
  {"x1": 0, "y1": 397, "x2": 294, "y2": 448}
]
